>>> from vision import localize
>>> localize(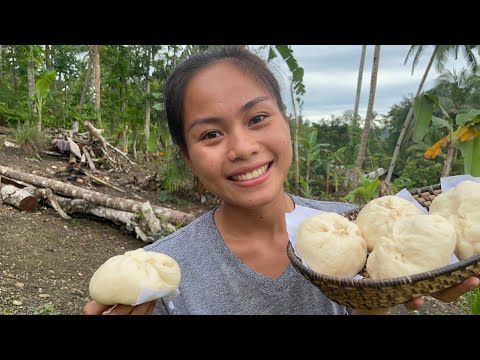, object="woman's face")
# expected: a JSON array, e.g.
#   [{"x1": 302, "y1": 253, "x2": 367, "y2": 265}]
[{"x1": 182, "y1": 61, "x2": 292, "y2": 209}]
